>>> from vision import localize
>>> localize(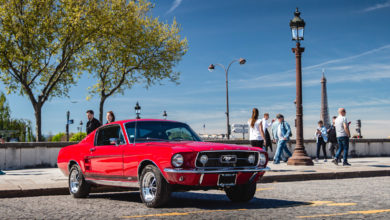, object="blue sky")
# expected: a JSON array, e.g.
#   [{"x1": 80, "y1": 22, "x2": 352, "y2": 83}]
[{"x1": 2, "y1": 0, "x2": 390, "y2": 138}]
